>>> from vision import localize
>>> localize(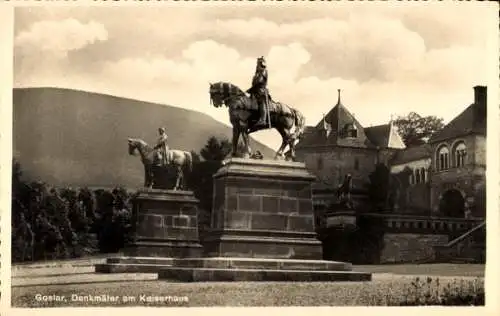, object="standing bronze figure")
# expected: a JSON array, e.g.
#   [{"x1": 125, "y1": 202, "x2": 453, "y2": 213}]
[{"x1": 337, "y1": 174, "x2": 354, "y2": 209}]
